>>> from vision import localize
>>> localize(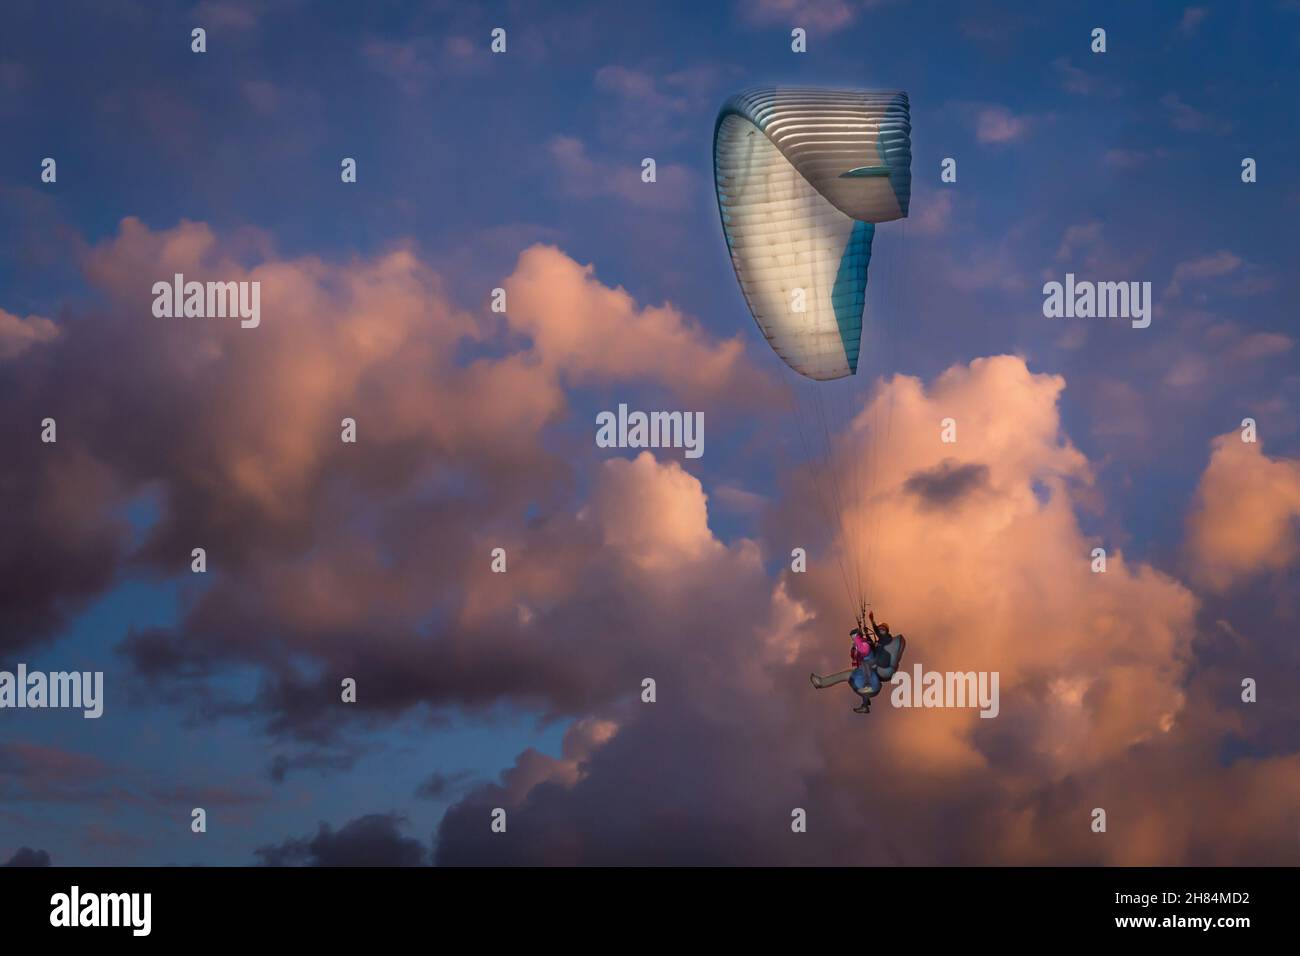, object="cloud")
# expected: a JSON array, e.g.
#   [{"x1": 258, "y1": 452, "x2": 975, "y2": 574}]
[
  {"x1": 1166, "y1": 249, "x2": 1243, "y2": 295},
  {"x1": 240, "y1": 80, "x2": 278, "y2": 114},
  {"x1": 1228, "y1": 332, "x2": 1293, "y2": 362},
  {"x1": 971, "y1": 105, "x2": 1032, "y2": 144},
  {"x1": 907, "y1": 188, "x2": 954, "y2": 237},
  {"x1": 1102, "y1": 147, "x2": 1169, "y2": 169},
  {"x1": 1162, "y1": 354, "x2": 1211, "y2": 390},
  {"x1": 361, "y1": 37, "x2": 438, "y2": 95},
  {"x1": 1186, "y1": 435, "x2": 1300, "y2": 592},
  {"x1": 269, "y1": 748, "x2": 359, "y2": 783},
  {"x1": 0, "y1": 743, "x2": 111, "y2": 792},
  {"x1": 1055, "y1": 221, "x2": 1103, "y2": 263},
  {"x1": 0, "y1": 59, "x2": 30, "y2": 117},
  {"x1": 1048, "y1": 220, "x2": 1140, "y2": 277},
  {"x1": 502, "y1": 244, "x2": 771, "y2": 404},
  {"x1": 434, "y1": 355, "x2": 1292, "y2": 865},
  {"x1": 1090, "y1": 380, "x2": 1149, "y2": 437},
  {"x1": 10, "y1": 216, "x2": 1300, "y2": 865},
  {"x1": 587, "y1": 453, "x2": 726, "y2": 570},
  {"x1": 1053, "y1": 57, "x2": 1120, "y2": 97},
  {"x1": 415, "y1": 770, "x2": 475, "y2": 800},
  {"x1": 944, "y1": 234, "x2": 1031, "y2": 294},
  {"x1": 98, "y1": 88, "x2": 205, "y2": 160},
  {"x1": 190, "y1": 0, "x2": 263, "y2": 32},
  {"x1": 1161, "y1": 92, "x2": 1229, "y2": 134},
  {"x1": 361, "y1": 34, "x2": 489, "y2": 96},
  {"x1": 903, "y1": 459, "x2": 990, "y2": 509},
  {"x1": 594, "y1": 64, "x2": 717, "y2": 118},
  {"x1": 596, "y1": 64, "x2": 672, "y2": 106},
  {"x1": 0, "y1": 308, "x2": 59, "y2": 359},
  {"x1": 546, "y1": 135, "x2": 695, "y2": 210},
  {"x1": 2, "y1": 847, "x2": 51, "y2": 866},
  {"x1": 255, "y1": 813, "x2": 427, "y2": 866},
  {"x1": 712, "y1": 483, "x2": 768, "y2": 514},
  {"x1": 738, "y1": 0, "x2": 881, "y2": 32},
  {"x1": 592, "y1": 64, "x2": 729, "y2": 148},
  {"x1": 1179, "y1": 6, "x2": 1210, "y2": 35},
  {"x1": 0, "y1": 431, "x2": 123, "y2": 654},
  {"x1": 0, "y1": 740, "x2": 268, "y2": 842},
  {"x1": 3, "y1": 218, "x2": 774, "y2": 740}
]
